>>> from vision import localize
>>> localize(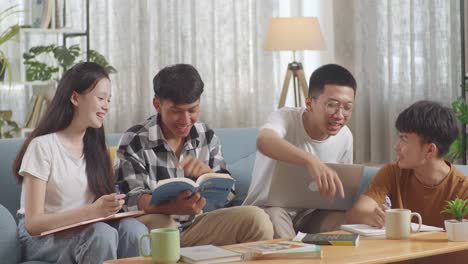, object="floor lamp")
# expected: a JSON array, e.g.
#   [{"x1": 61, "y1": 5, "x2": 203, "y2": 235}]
[{"x1": 263, "y1": 17, "x2": 326, "y2": 108}]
